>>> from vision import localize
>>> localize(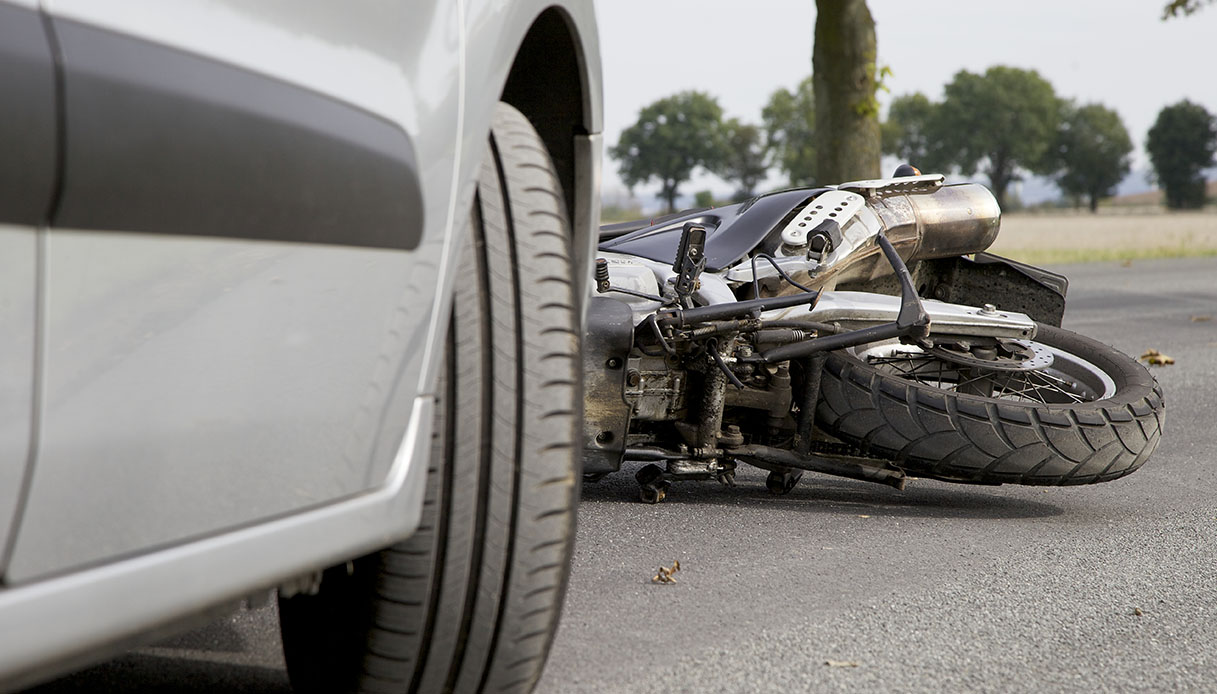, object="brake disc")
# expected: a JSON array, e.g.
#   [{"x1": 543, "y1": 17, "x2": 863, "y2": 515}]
[{"x1": 925, "y1": 339, "x2": 1054, "y2": 372}]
